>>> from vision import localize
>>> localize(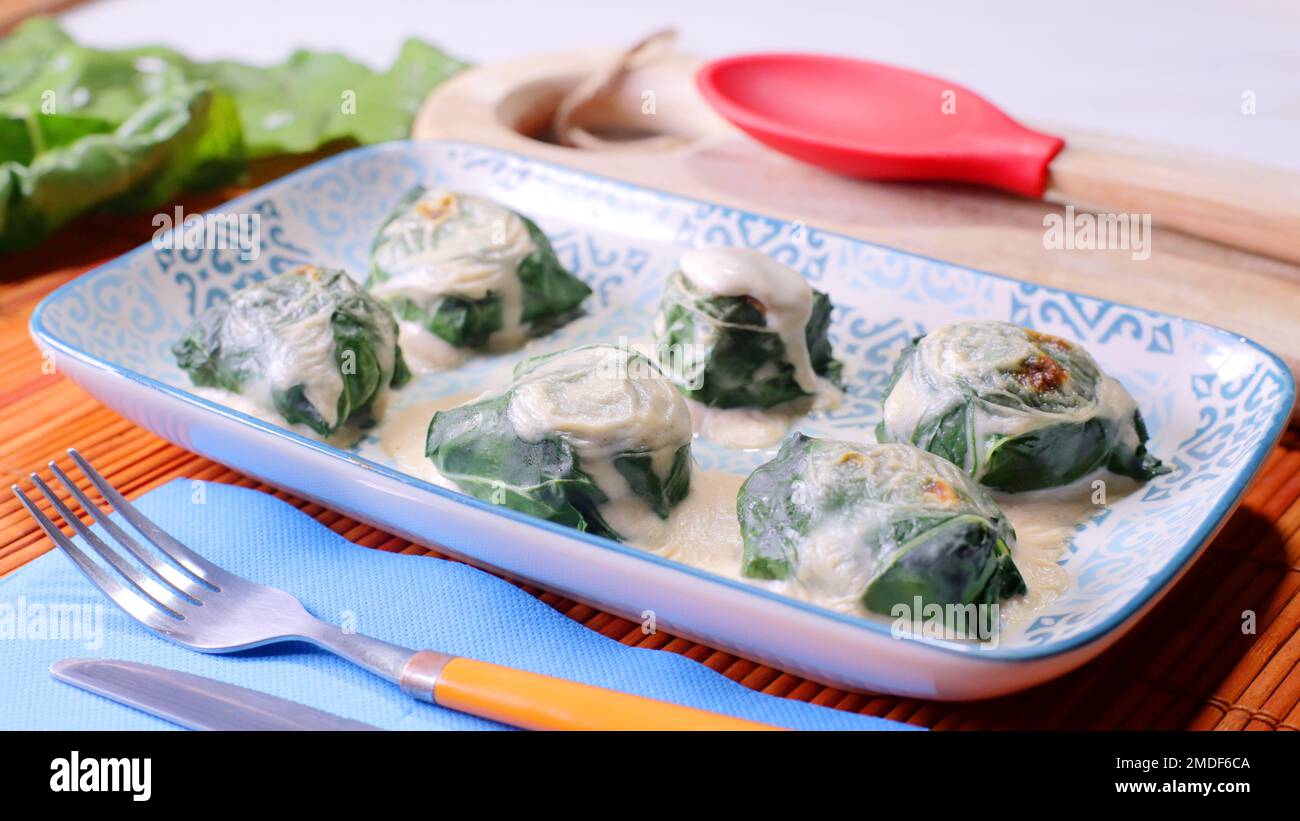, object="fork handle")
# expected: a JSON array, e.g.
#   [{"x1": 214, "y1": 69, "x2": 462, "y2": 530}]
[{"x1": 400, "y1": 651, "x2": 777, "y2": 731}]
